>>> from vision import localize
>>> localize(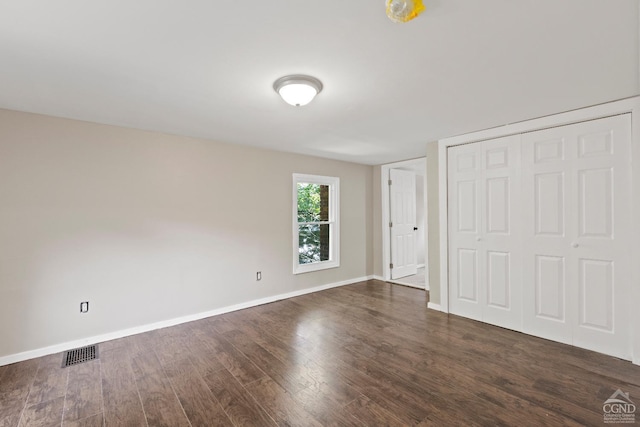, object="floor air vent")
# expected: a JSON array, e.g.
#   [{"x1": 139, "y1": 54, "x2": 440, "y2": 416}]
[{"x1": 62, "y1": 345, "x2": 98, "y2": 367}]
